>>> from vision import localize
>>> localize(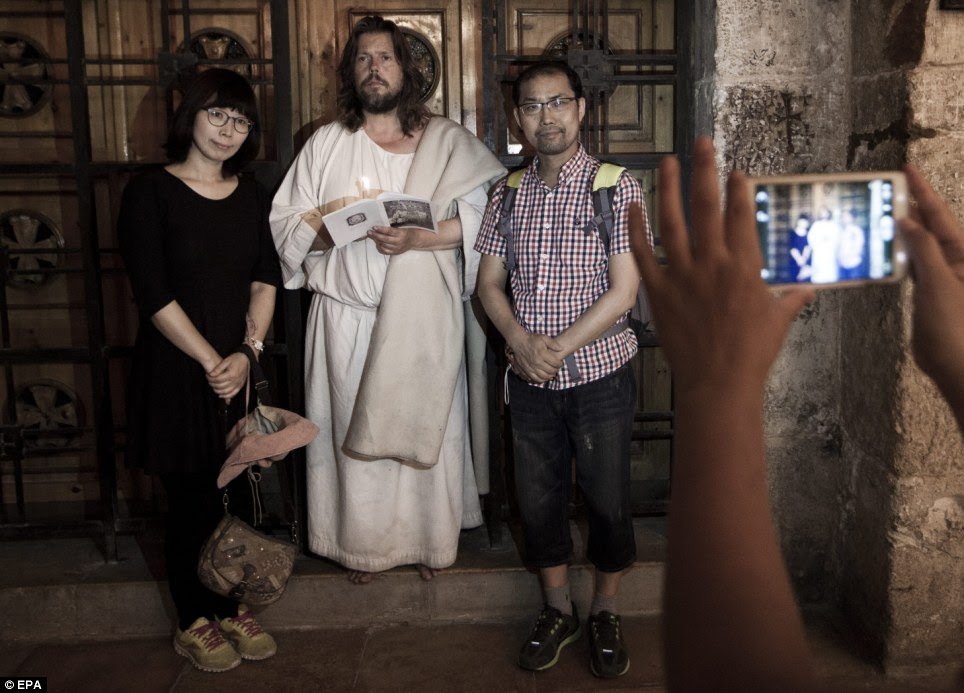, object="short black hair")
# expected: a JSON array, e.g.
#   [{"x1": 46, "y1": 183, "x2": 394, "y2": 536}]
[
  {"x1": 164, "y1": 68, "x2": 261, "y2": 176},
  {"x1": 512, "y1": 61, "x2": 584, "y2": 106}
]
